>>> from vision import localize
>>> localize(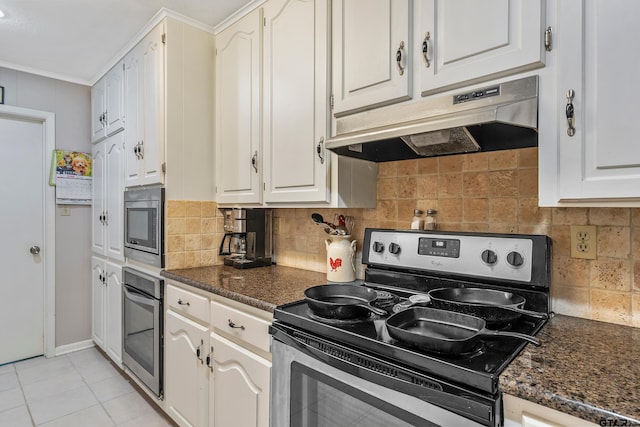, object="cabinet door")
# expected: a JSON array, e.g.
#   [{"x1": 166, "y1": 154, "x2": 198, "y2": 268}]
[
  {"x1": 215, "y1": 9, "x2": 262, "y2": 204},
  {"x1": 105, "y1": 262, "x2": 122, "y2": 365},
  {"x1": 263, "y1": 0, "x2": 330, "y2": 203},
  {"x1": 91, "y1": 142, "x2": 106, "y2": 256},
  {"x1": 105, "y1": 134, "x2": 124, "y2": 261},
  {"x1": 124, "y1": 47, "x2": 143, "y2": 187},
  {"x1": 209, "y1": 333, "x2": 270, "y2": 427},
  {"x1": 556, "y1": 0, "x2": 640, "y2": 200},
  {"x1": 331, "y1": 0, "x2": 411, "y2": 116},
  {"x1": 417, "y1": 0, "x2": 545, "y2": 96},
  {"x1": 91, "y1": 78, "x2": 106, "y2": 143},
  {"x1": 165, "y1": 310, "x2": 209, "y2": 427},
  {"x1": 91, "y1": 257, "x2": 106, "y2": 350},
  {"x1": 140, "y1": 23, "x2": 165, "y2": 186},
  {"x1": 105, "y1": 63, "x2": 125, "y2": 136}
]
